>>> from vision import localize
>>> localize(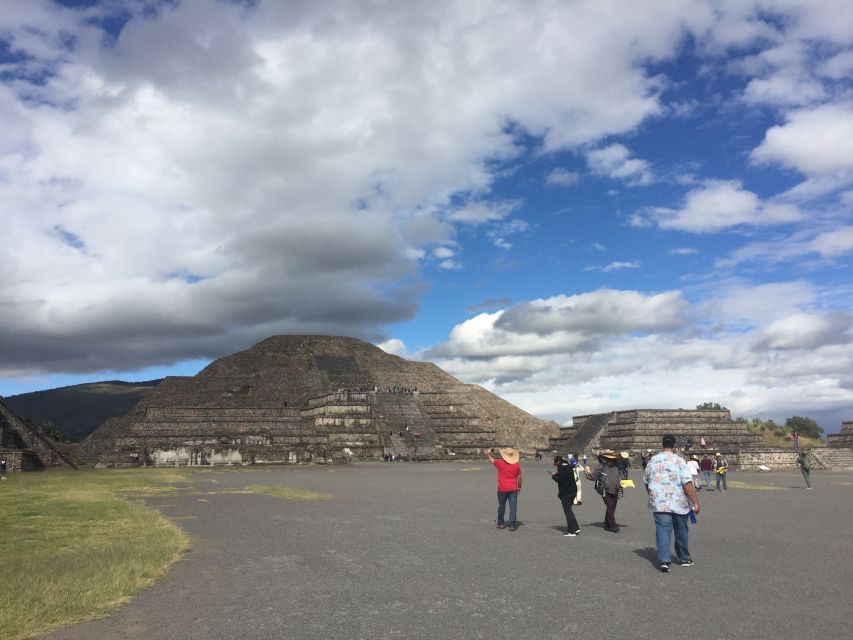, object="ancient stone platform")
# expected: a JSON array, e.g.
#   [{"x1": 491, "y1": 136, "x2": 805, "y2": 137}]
[
  {"x1": 81, "y1": 335, "x2": 557, "y2": 466},
  {"x1": 827, "y1": 421, "x2": 853, "y2": 448},
  {"x1": 551, "y1": 408, "x2": 762, "y2": 460},
  {"x1": 0, "y1": 398, "x2": 77, "y2": 471}
]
